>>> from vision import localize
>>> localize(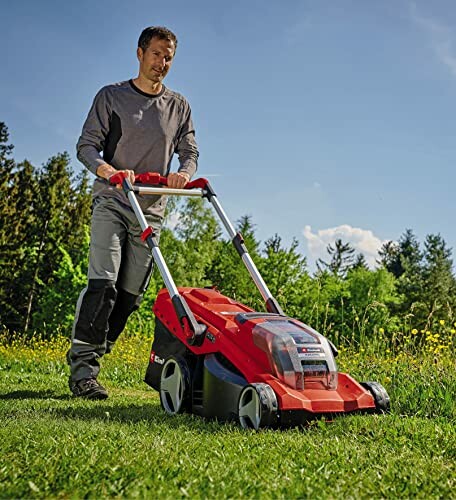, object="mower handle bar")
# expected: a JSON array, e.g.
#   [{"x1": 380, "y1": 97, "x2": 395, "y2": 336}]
[
  {"x1": 109, "y1": 171, "x2": 284, "y2": 320},
  {"x1": 109, "y1": 171, "x2": 209, "y2": 193}
]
